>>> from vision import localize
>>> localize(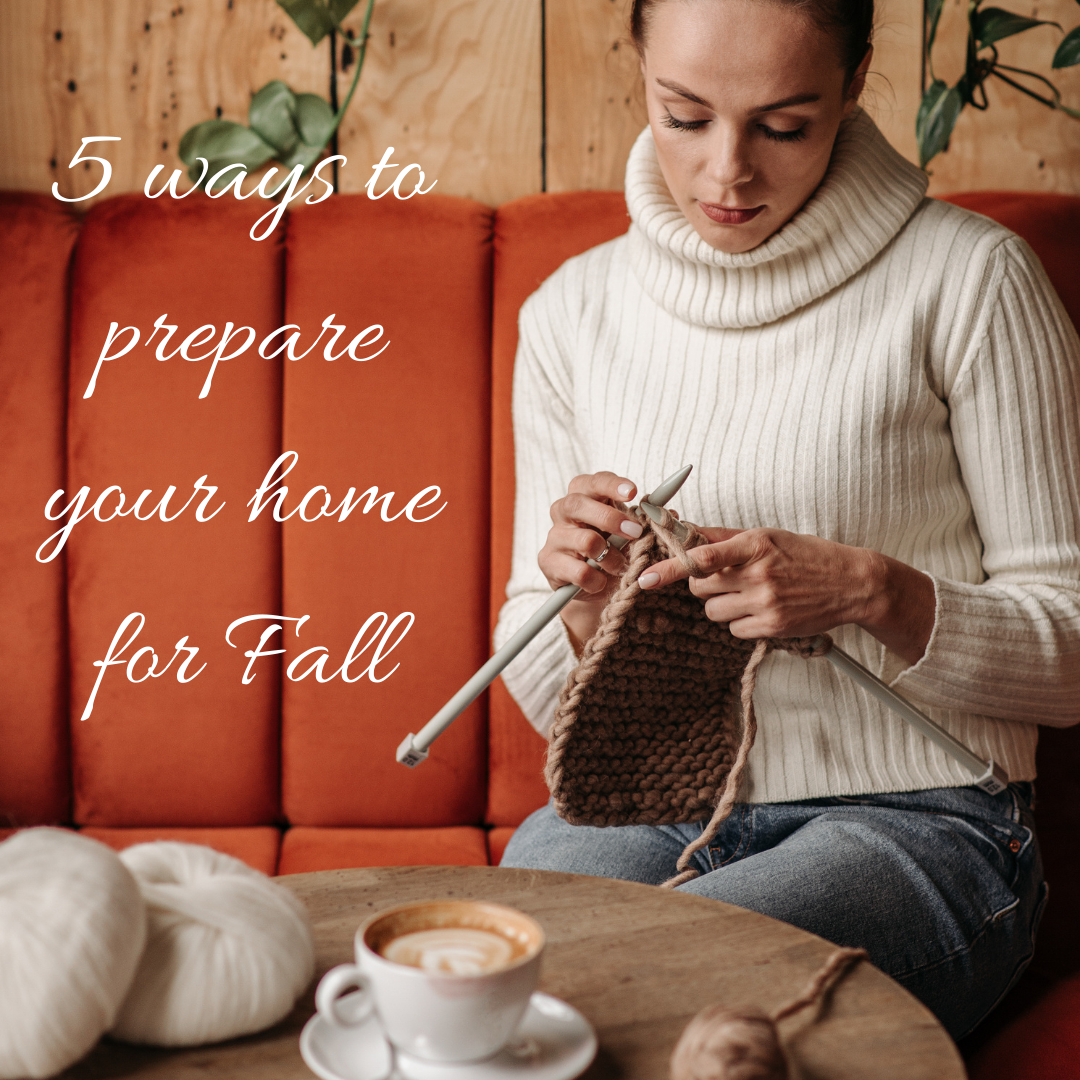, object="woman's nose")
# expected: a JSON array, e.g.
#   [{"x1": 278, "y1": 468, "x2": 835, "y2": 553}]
[{"x1": 705, "y1": 127, "x2": 754, "y2": 188}]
